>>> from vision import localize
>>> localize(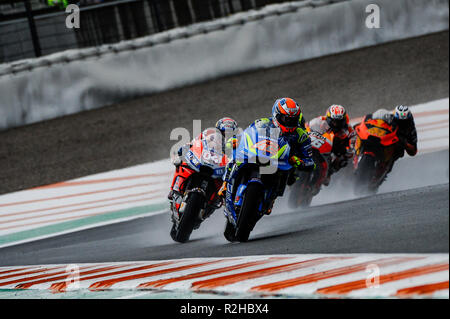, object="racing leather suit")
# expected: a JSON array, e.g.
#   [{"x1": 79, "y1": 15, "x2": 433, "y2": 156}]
[
  {"x1": 371, "y1": 109, "x2": 418, "y2": 157},
  {"x1": 169, "y1": 128, "x2": 225, "y2": 199},
  {"x1": 307, "y1": 116, "x2": 355, "y2": 185},
  {"x1": 367, "y1": 109, "x2": 418, "y2": 178}
]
